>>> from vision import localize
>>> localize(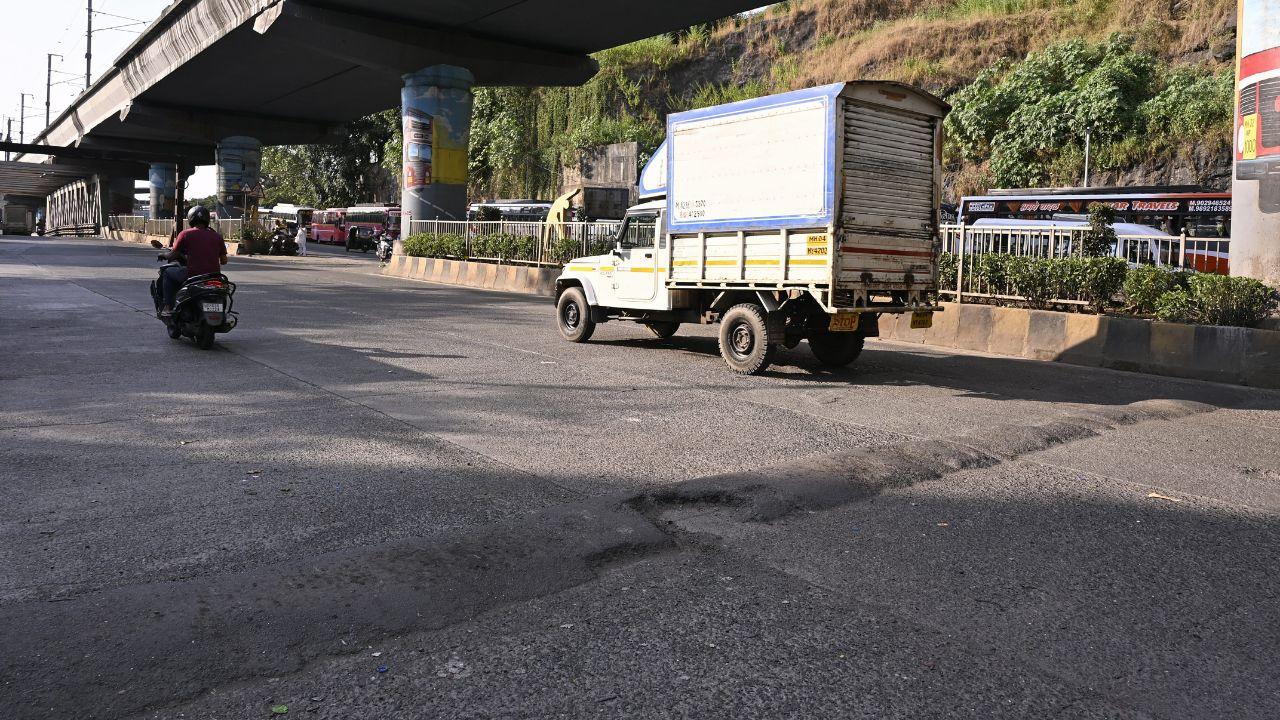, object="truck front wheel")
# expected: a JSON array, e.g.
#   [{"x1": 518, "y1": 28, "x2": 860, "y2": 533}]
[
  {"x1": 718, "y1": 304, "x2": 775, "y2": 375},
  {"x1": 808, "y1": 332, "x2": 865, "y2": 367},
  {"x1": 556, "y1": 287, "x2": 596, "y2": 343}
]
